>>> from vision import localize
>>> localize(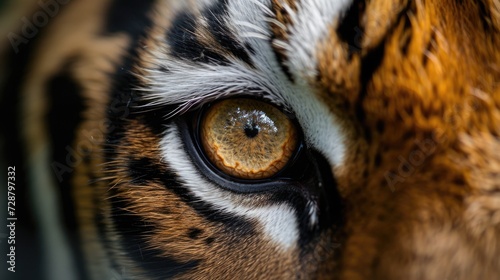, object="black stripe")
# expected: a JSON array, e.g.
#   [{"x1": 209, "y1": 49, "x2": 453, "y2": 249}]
[
  {"x1": 476, "y1": 0, "x2": 496, "y2": 32},
  {"x1": 188, "y1": 228, "x2": 204, "y2": 240},
  {"x1": 336, "y1": 0, "x2": 365, "y2": 60},
  {"x1": 166, "y1": 10, "x2": 230, "y2": 65},
  {"x1": 46, "y1": 57, "x2": 84, "y2": 216},
  {"x1": 45, "y1": 57, "x2": 88, "y2": 280},
  {"x1": 110, "y1": 195, "x2": 200, "y2": 279},
  {"x1": 202, "y1": 0, "x2": 255, "y2": 67},
  {"x1": 103, "y1": 0, "x2": 157, "y2": 36},
  {"x1": 128, "y1": 157, "x2": 163, "y2": 184},
  {"x1": 355, "y1": 3, "x2": 410, "y2": 141}
]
